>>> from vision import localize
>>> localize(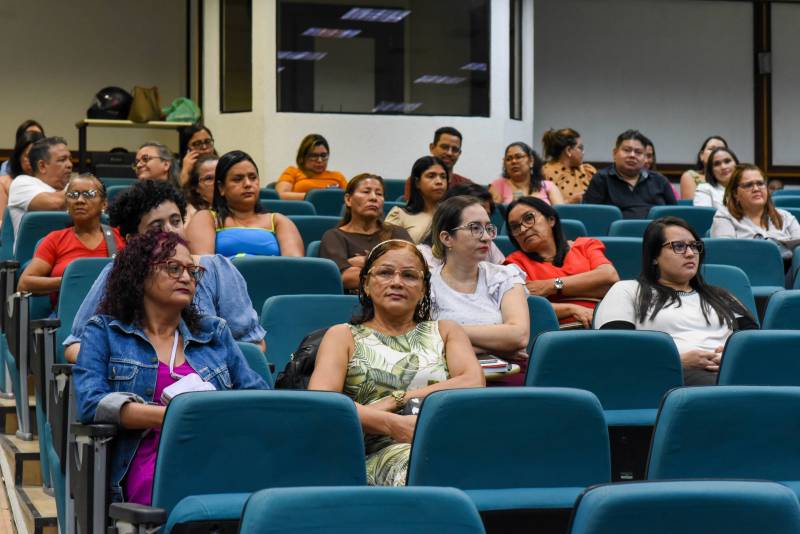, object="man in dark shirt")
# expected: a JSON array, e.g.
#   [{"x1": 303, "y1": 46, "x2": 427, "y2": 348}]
[
  {"x1": 583, "y1": 130, "x2": 676, "y2": 219},
  {"x1": 403, "y1": 126, "x2": 473, "y2": 199}
]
